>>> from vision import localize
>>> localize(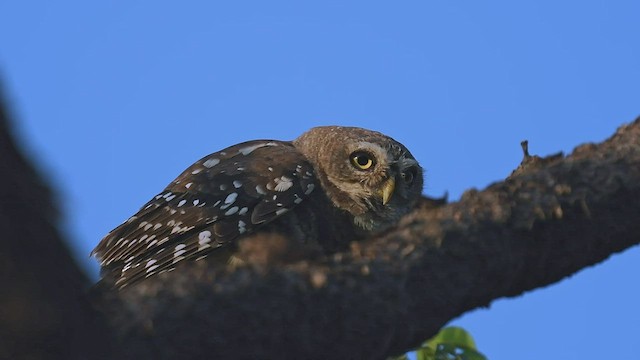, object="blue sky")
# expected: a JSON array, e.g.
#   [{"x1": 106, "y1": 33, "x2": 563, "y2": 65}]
[{"x1": 1, "y1": 1, "x2": 639, "y2": 358}]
